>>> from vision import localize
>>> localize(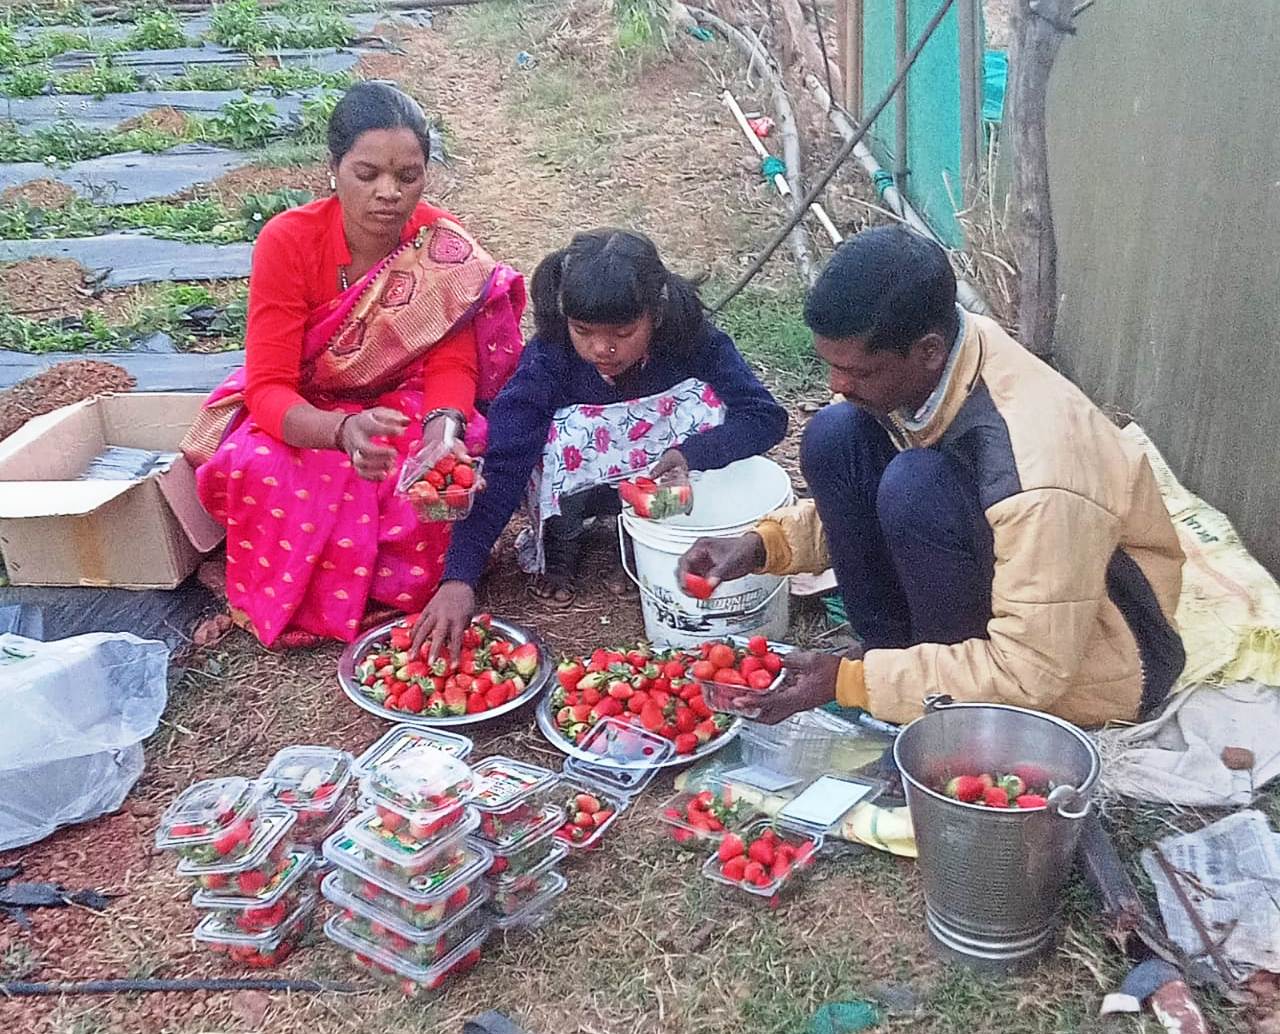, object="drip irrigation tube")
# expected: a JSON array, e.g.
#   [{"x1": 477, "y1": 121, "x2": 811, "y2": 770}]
[
  {"x1": 807, "y1": 76, "x2": 992, "y2": 315},
  {"x1": 0, "y1": 977, "x2": 362, "y2": 997}
]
